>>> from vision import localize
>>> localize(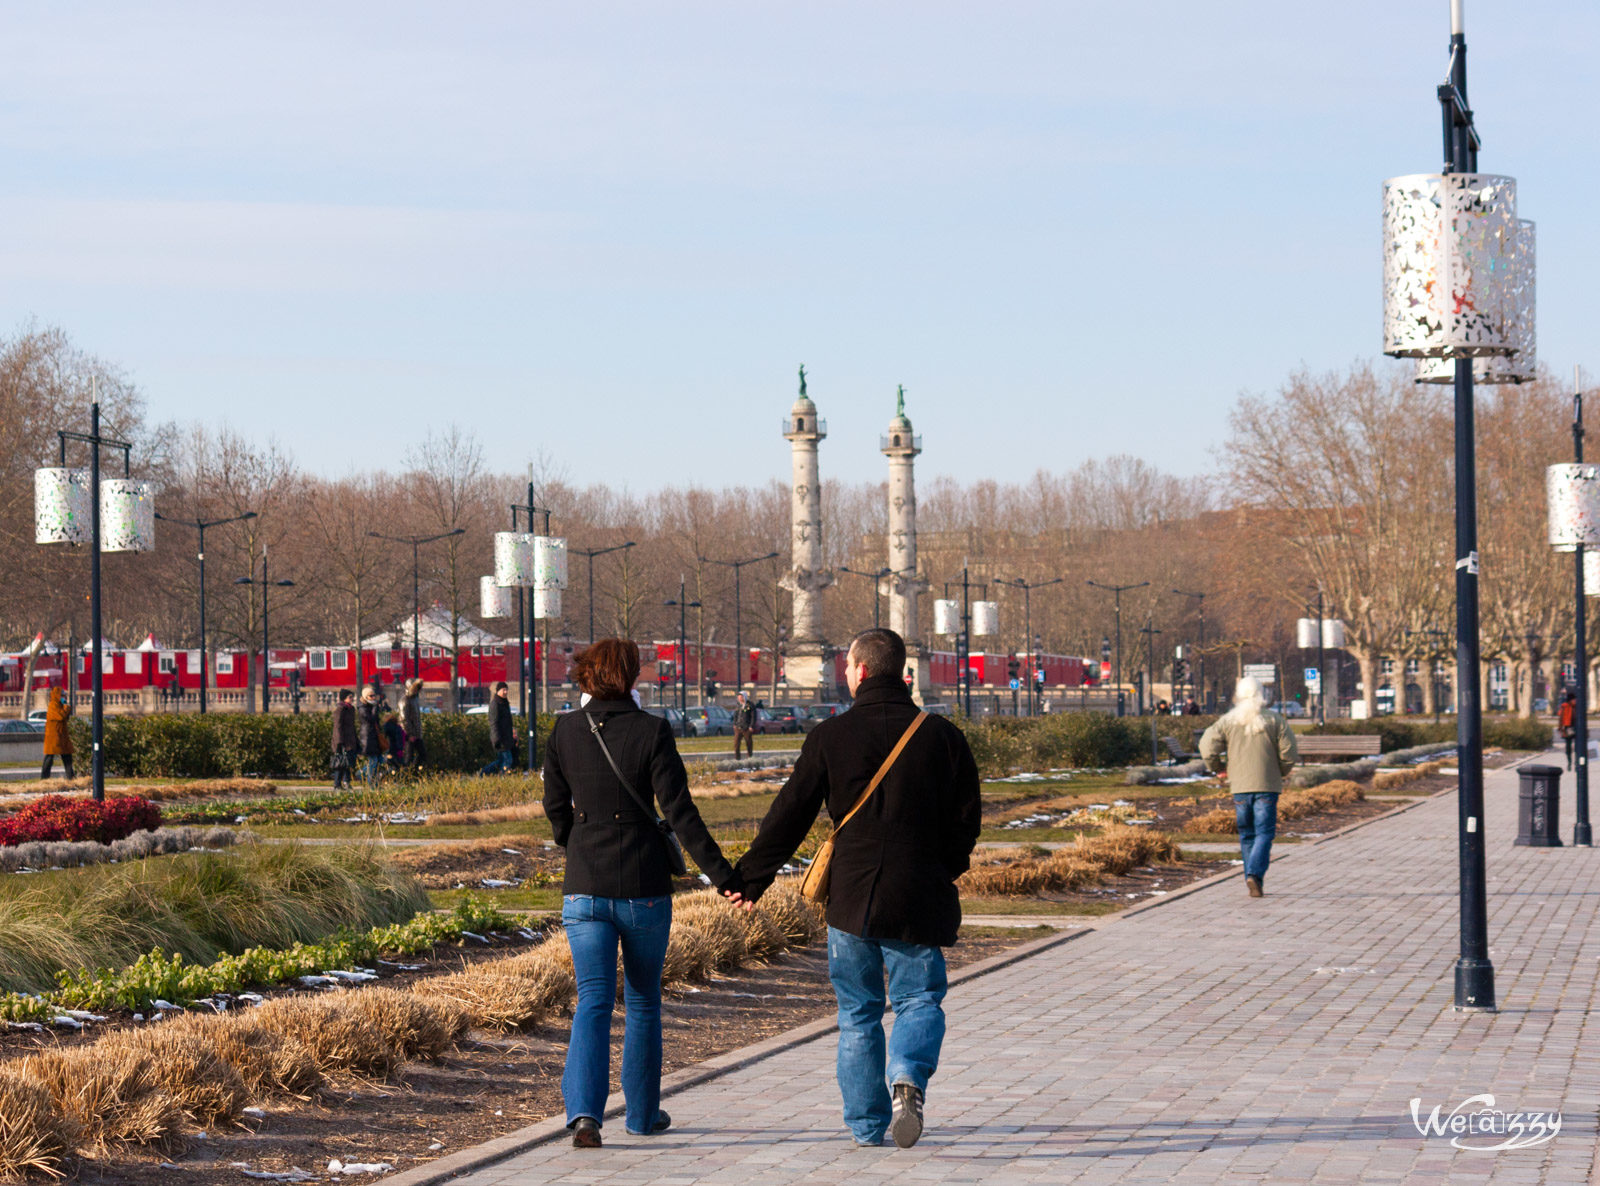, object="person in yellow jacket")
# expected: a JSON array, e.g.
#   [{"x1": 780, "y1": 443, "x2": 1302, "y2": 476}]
[
  {"x1": 40, "y1": 686, "x2": 75, "y2": 780},
  {"x1": 1199, "y1": 676, "x2": 1298, "y2": 897}
]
